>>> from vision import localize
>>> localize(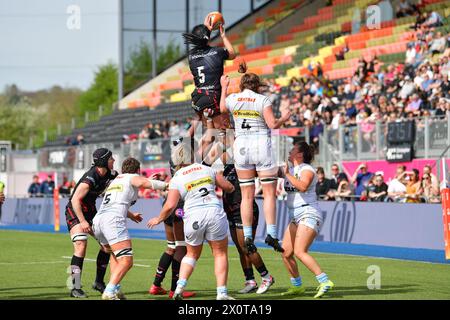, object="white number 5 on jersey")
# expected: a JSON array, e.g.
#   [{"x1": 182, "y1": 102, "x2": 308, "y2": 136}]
[{"x1": 197, "y1": 66, "x2": 205, "y2": 84}]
